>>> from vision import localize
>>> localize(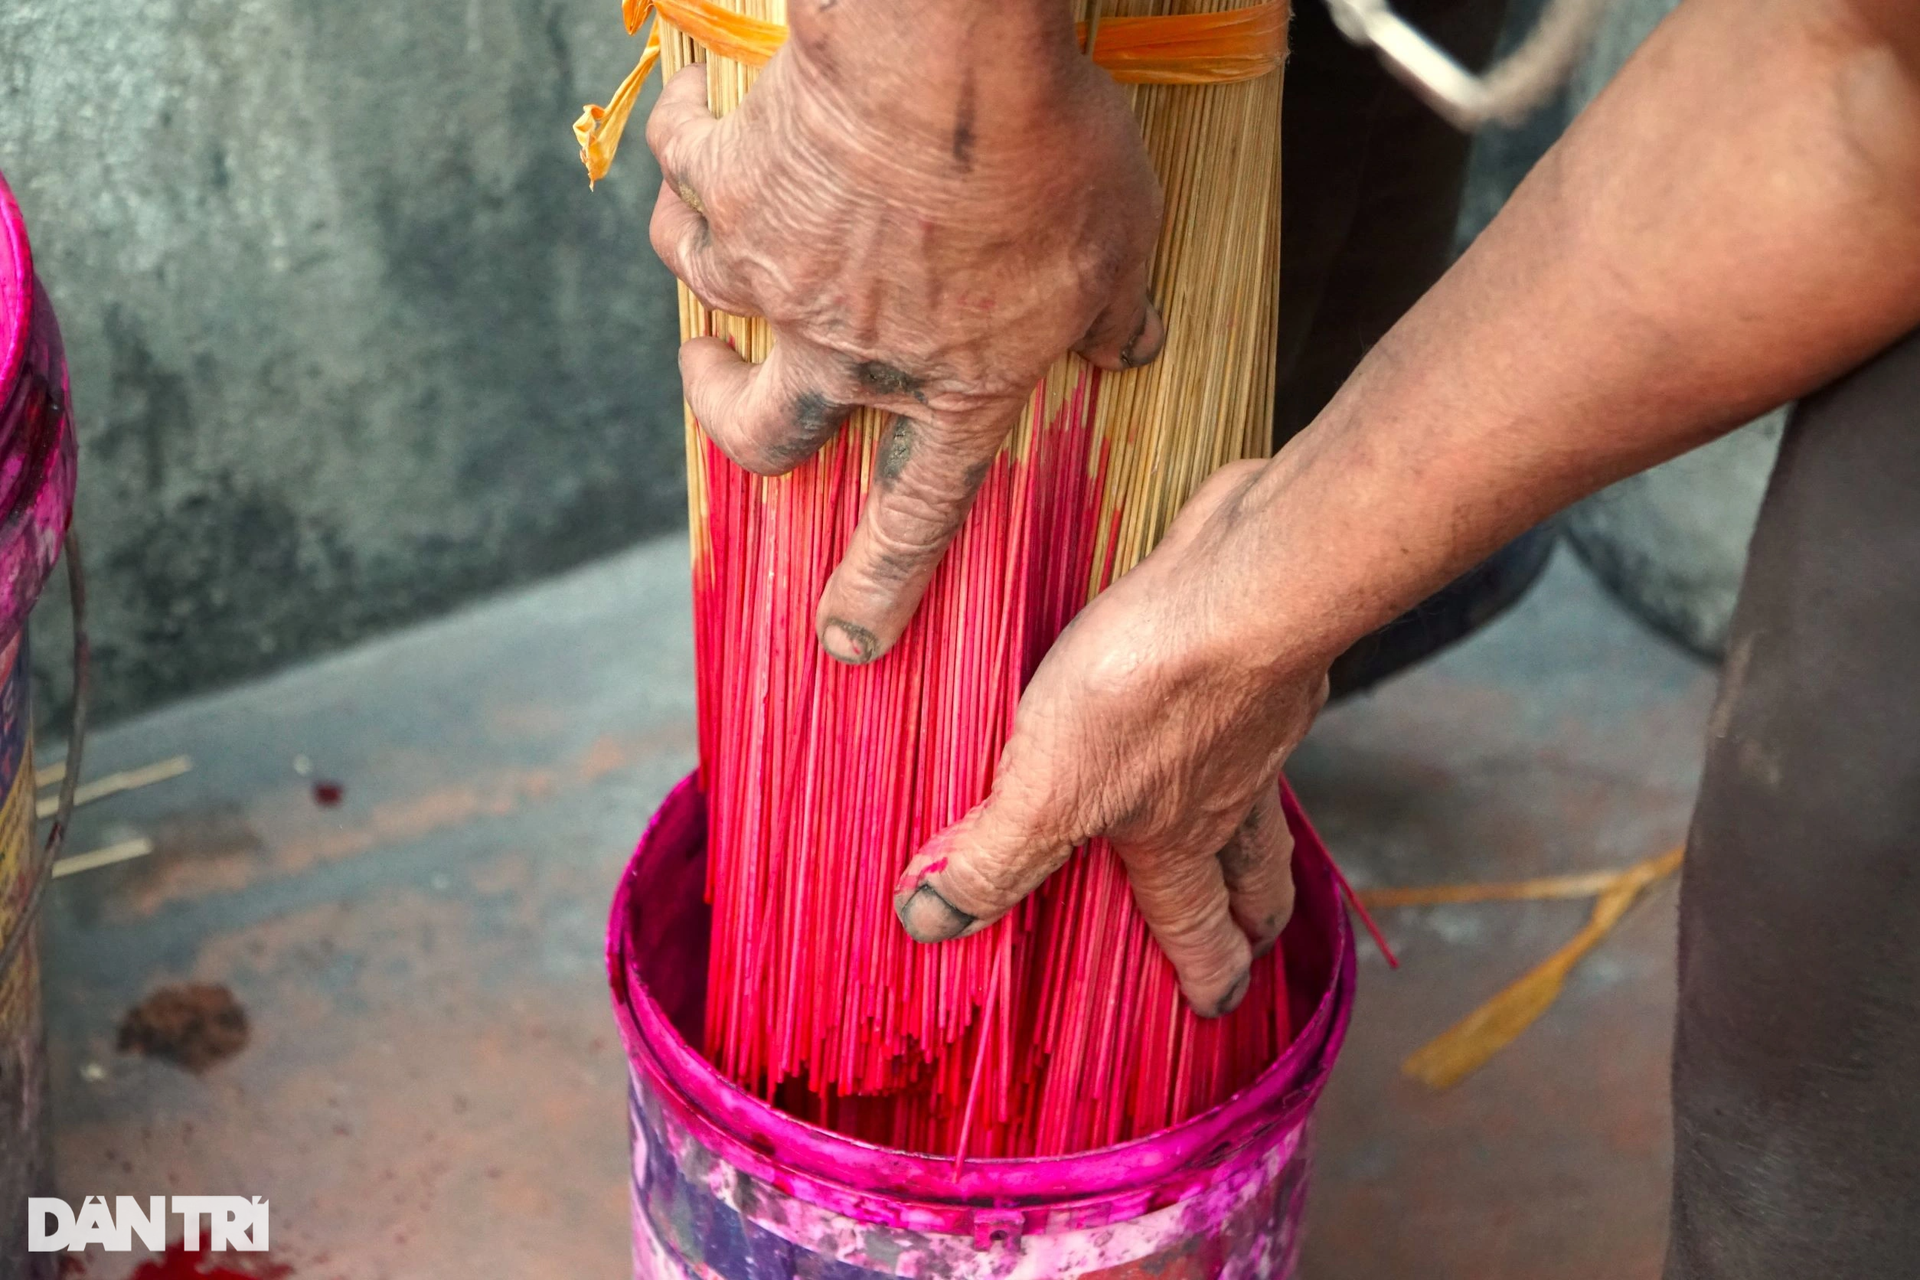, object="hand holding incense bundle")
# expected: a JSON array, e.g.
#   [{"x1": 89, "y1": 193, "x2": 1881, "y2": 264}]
[{"x1": 584, "y1": 0, "x2": 1295, "y2": 1157}]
